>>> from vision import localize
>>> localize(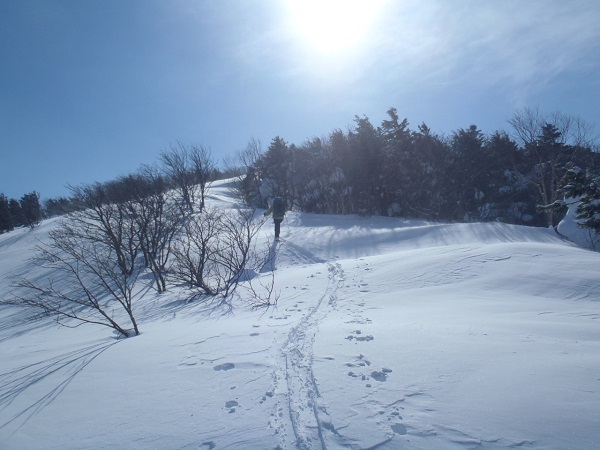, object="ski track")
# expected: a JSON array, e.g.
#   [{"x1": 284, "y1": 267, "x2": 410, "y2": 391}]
[{"x1": 272, "y1": 257, "x2": 346, "y2": 450}]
